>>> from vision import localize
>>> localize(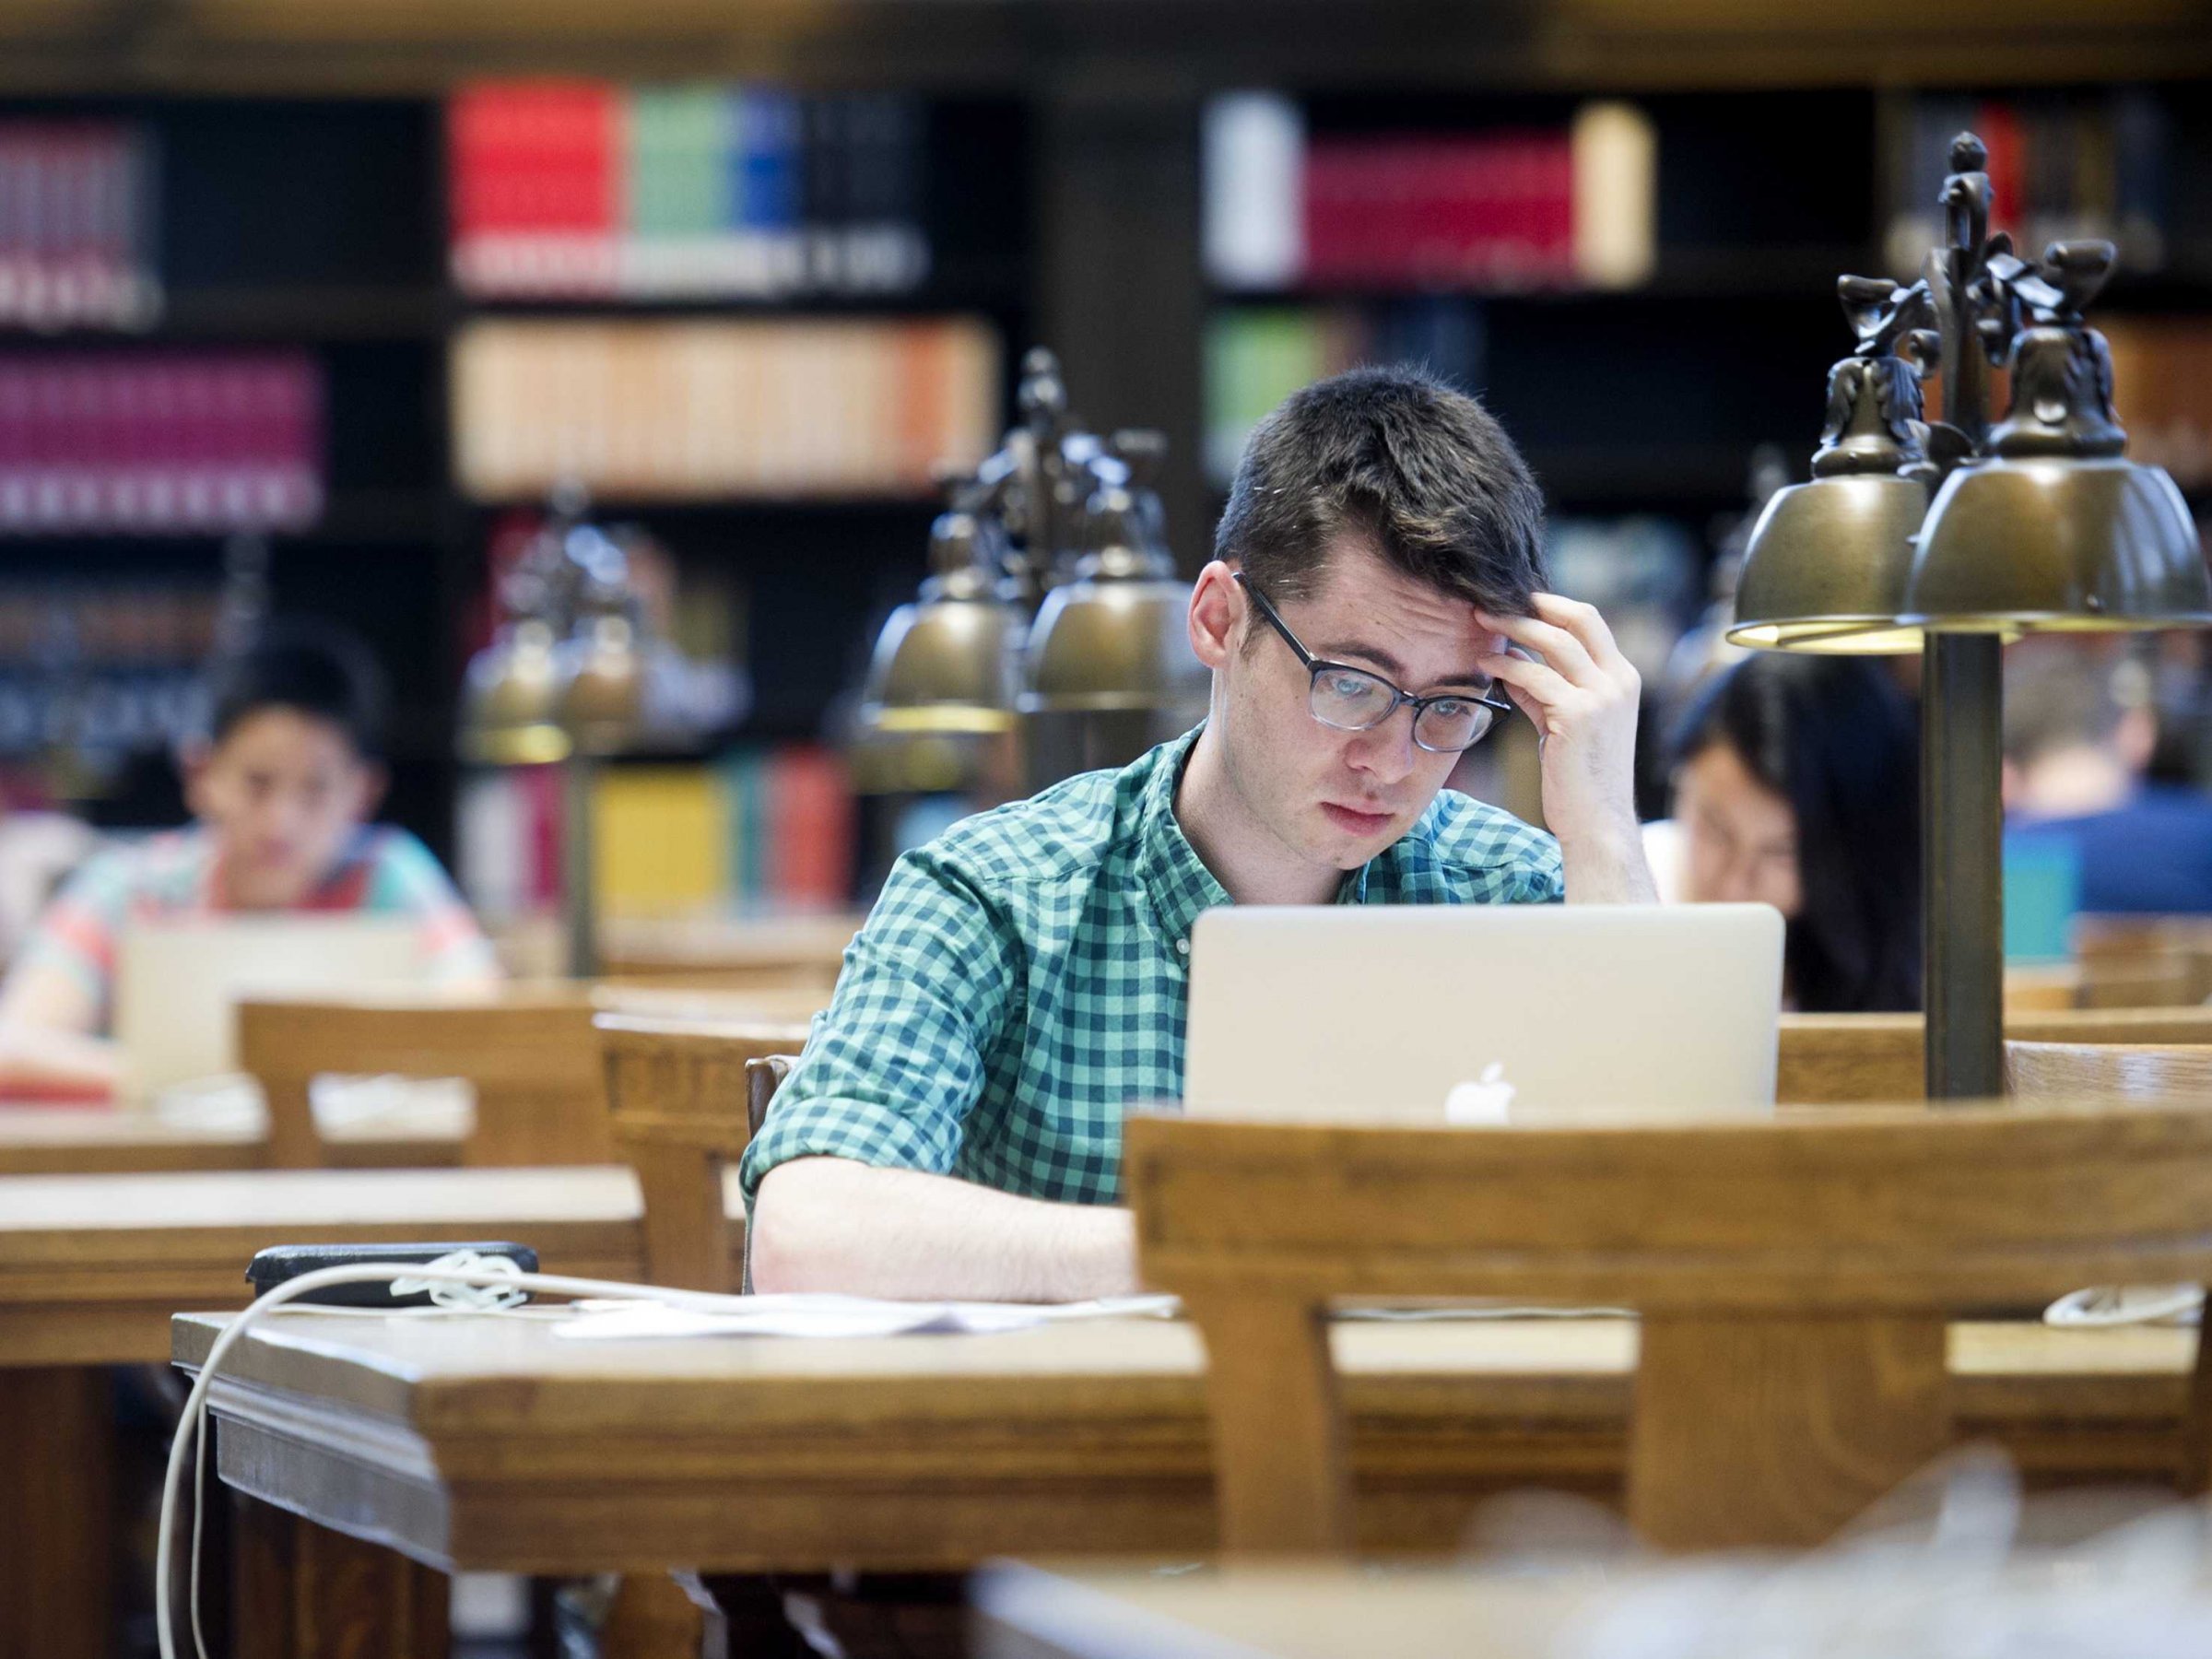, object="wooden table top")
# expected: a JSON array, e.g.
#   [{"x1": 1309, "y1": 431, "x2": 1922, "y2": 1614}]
[
  {"x1": 0, "y1": 1104, "x2": 265, "y2": 1175},
  {"x1": 0, "y1": 1166, "x2": 744, "y2": 1366},
  {"x1": 172, "y1": 1307, "x2": 2196, "y2": 1578}
]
